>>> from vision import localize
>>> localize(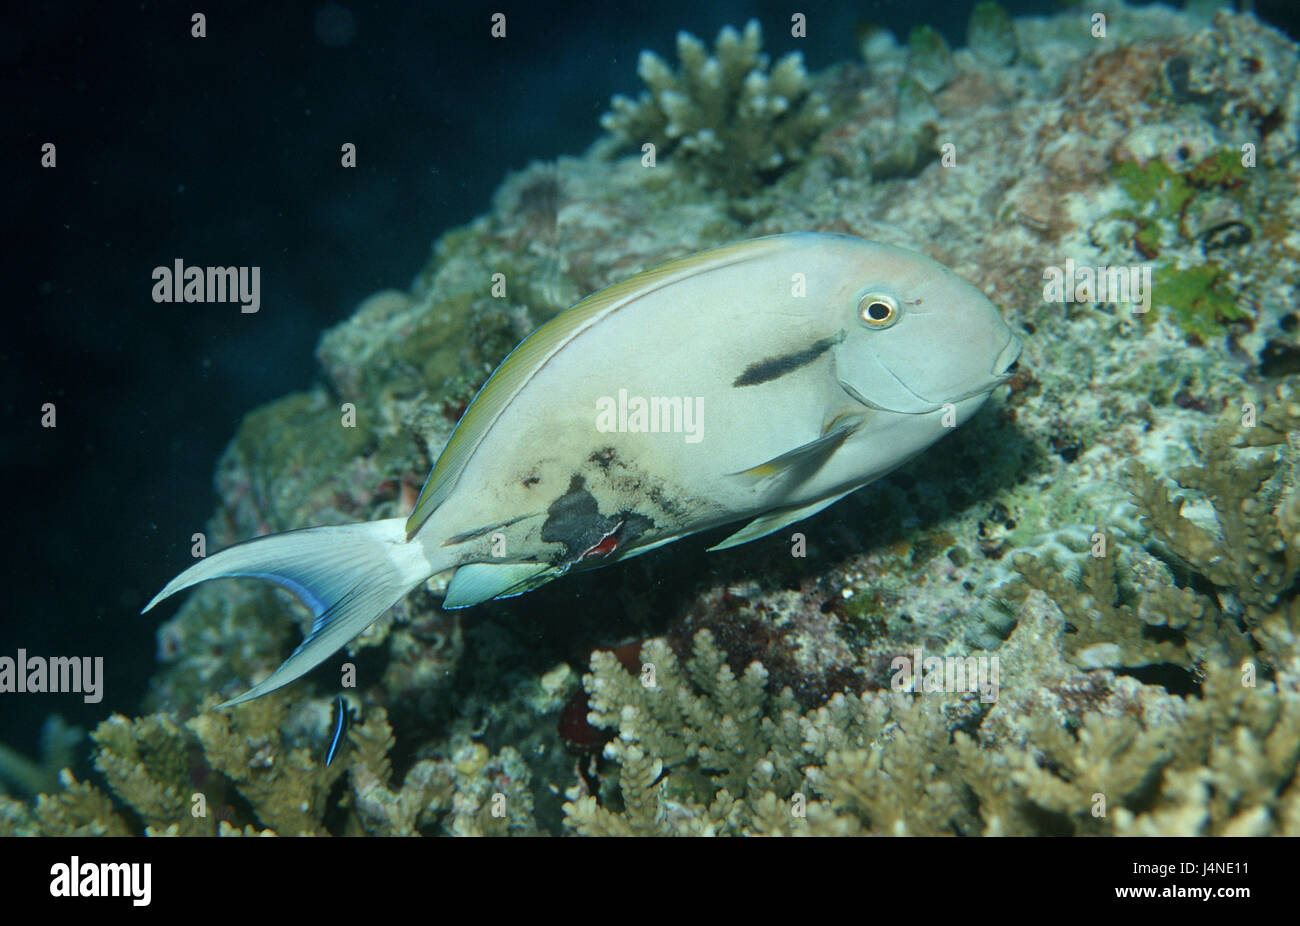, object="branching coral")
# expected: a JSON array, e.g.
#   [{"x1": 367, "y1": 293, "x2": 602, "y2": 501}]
[
  {"x1": 188, "y1": 697, "x2": 346, "y2": 836},
  {"x1": 0, "y1": 771, "x2": 130, "y2": 837},
  {"x1": 565, "y1": 631, "x2": 1300, "y2": 835},
  {"x1": 564, "y1": 631, "x2": 809, "y2": 835},
  {"x1": 0, "y1": 696, "x2": 536, "y2": 836},
  {"x1": 1129, "y1": 393, "x2": 1300, "y2": 621},
  {"x1": 91, "y1": 712, "x2": 212, "y2": 835},
  {"x1": 1011, "y1": 542, "x2": 1251, "y2": 673},
  {"x1": 338, "y1": 705, "x2": 453, "y2": 836},
  {"x1": 1008, "y1": 387, "x2": 1300, "y2": 677},
  {"x1": 601, "y1": 20, "x2": 829, "y2": 194}
]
